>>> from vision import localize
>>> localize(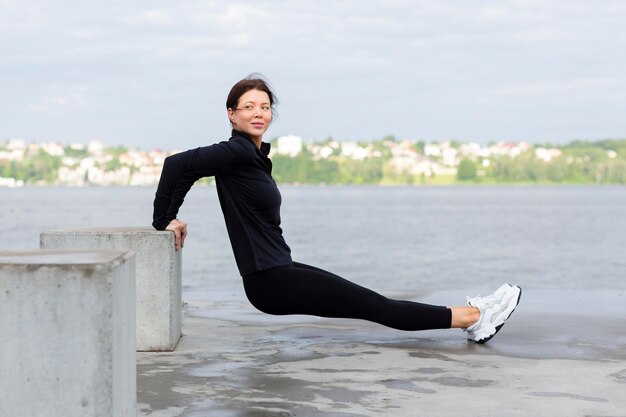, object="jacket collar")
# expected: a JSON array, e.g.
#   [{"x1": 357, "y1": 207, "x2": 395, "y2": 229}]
[{"x1": 231, "y1": 129, "x2": 271, "y2": 156}]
